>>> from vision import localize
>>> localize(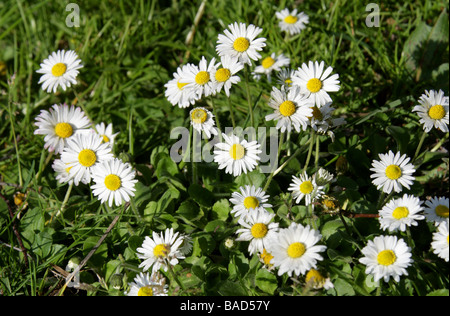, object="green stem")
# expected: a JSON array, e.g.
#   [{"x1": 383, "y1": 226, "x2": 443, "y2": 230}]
[
  {"x1": 49, "y1": 182, "x2": 73, "y2": 224},
  {"x1": 192, "y1": 128, "x2": 199, "y2": 185},
  {"x1": 130, "y1": 198, "x2": 141, "y2": 220},
  {"x1": 166, "y1": 261, "x2": 185, "y2": 291},
  {"x1": 412, "y1": 131, "x2": 427, "y2": 163},
  {"x1": 314, "y1": 132, "x2": 320, "y2": 169},
  {"x1": 303, "y1": 131, "x2": 316, "y2": 173},
  {"x1": 244, "y1": 65, "x2": 254, "y2": 128},
  {"x1": 263, "y1": 132, "x2": 285, "y2": 192},
  {"x1": 227, "y1": 96, "x2": 236, "y2": 129}
]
